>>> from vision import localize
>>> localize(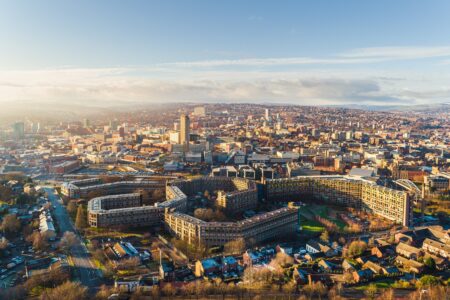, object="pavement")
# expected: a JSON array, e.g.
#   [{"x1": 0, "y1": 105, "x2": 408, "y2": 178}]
[{"x1": 43, "y1": 187, "x2": 102, "y2": 289}]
